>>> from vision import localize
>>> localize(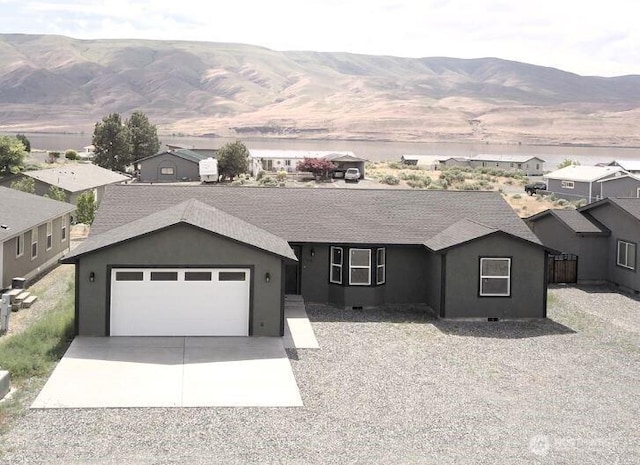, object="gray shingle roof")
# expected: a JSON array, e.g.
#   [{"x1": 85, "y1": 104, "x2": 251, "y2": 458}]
[
  {"x1": 424, "y1": 219, "x2": 498, "y2": 251},
  {"x1": 0, "y1": 187, "x2": 75, "y2": 242},
  {"x1": 551, "y1": 210, "x2": 607, "y2": 233},
  {"x1": 581, "y1": 197, "x2": 640, "y2": 222},
  {"x1": 89, "y1": 185, "x2": 542, "y2": 248},
  {"x1": 62, "y1": 199, "x2": 297, "y2": 262},
  {"x1": 22, "y1": 163, "x2": 129, "y2": 192},
  {"x1": 136, "y1": 149, "x2": 211, "y2": 164}
]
